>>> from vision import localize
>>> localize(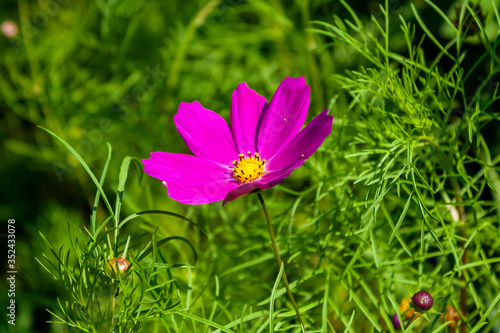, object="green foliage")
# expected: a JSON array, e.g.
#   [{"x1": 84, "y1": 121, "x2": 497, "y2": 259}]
[
  {"x1": 1, "y1": 0, "x2": 500, "y2": 332},
  {"x1": 35, "y1": 131, "x2": 199, "y2": 332}
]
